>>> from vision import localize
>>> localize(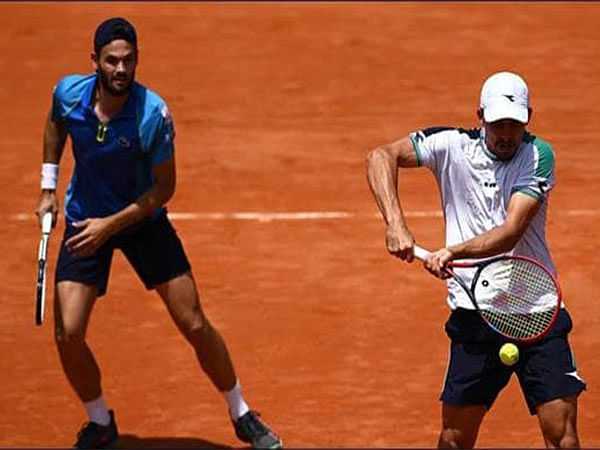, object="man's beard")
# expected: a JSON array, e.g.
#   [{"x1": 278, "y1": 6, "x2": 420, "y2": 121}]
[
  {"x1": 491, "y1": 137, "x2": 521, "y2": 160},
  {"x1": 97, "y1": 68, "x2": 135, "y2": 96}
]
